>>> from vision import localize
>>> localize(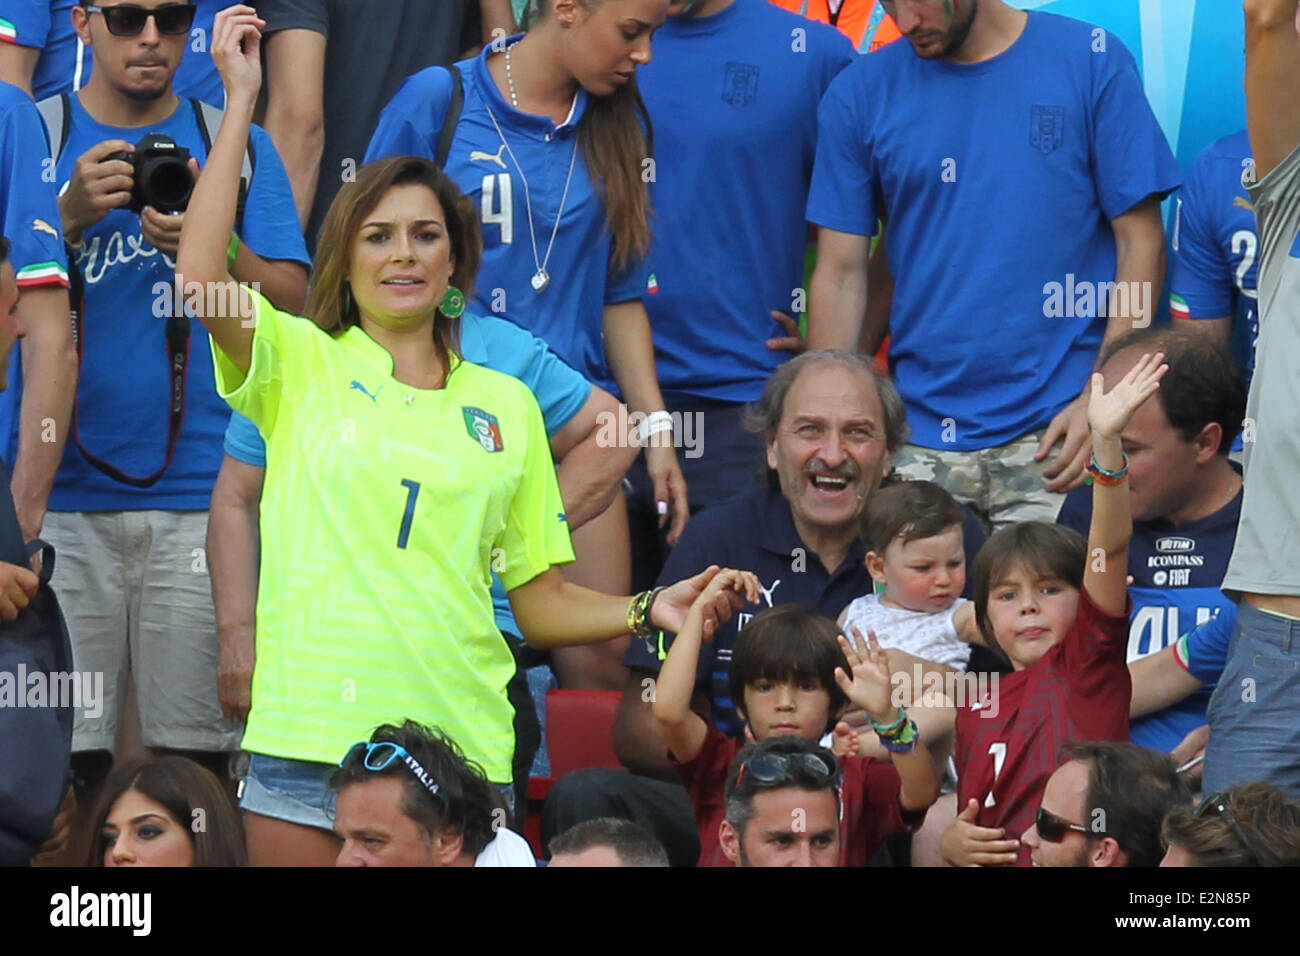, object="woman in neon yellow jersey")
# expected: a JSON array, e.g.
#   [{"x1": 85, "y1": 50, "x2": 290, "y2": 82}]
[{"x1": 178, "y1": 7, "x2": 757, "y2": 865}]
